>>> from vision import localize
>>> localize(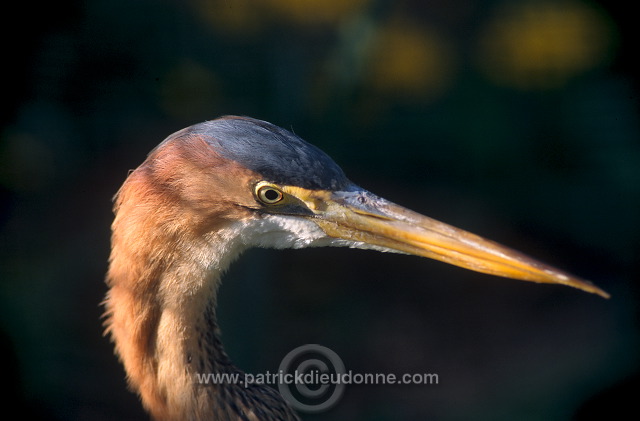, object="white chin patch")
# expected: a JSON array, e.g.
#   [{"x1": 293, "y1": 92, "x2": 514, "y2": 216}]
[
  {"x1": 239, "y1": 214, "x2": 340, "y2": 249},
  {"x1": 237, "y1": 214, "x2": 402, "y2": 255}
]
